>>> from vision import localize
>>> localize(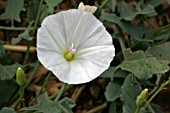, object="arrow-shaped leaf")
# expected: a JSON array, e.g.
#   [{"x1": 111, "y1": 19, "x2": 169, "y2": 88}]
[{"x1": 0, "y1": 0, "x2": 24, "y2": 22}]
